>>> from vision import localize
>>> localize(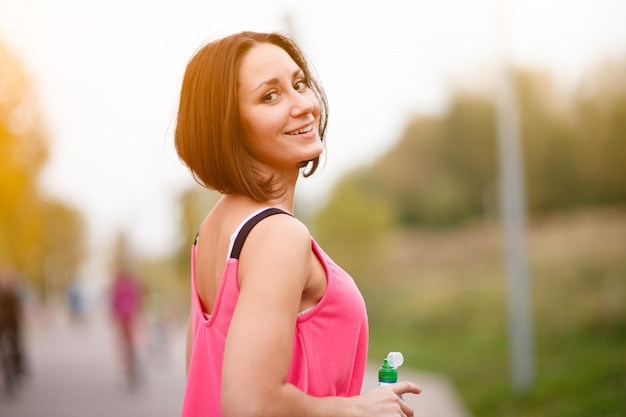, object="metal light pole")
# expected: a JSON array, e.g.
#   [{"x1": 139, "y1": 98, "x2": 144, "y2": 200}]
[{"x1": 494, "y1": 0, "x2": 535, "y2": 393}]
